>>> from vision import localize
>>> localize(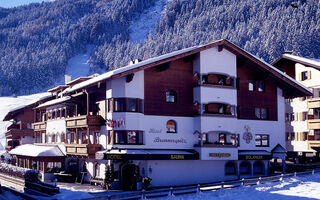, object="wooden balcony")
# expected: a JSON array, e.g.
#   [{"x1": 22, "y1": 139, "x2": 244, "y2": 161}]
[
  {"x1": 307, "y1": 119, "x2": 320, "y2": 130},
  {"x1": 65, "y1": 115, "x2": 104, "y2": 128},
  {"x1": 308, "y1": 98, "x2": 320, "y2": 109},
  {"x1": 65, "y1": 143, "x2": 101, "y2": 157},
  {"x1": 33, "y1": 121, "x2": 46, "y2": 131},
  {"x1": 308, "y1": 140, "x2": 320, "y2": 150},
  {"x1": 5, "y1": 129, "x2": 34, "y2": 139}
]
